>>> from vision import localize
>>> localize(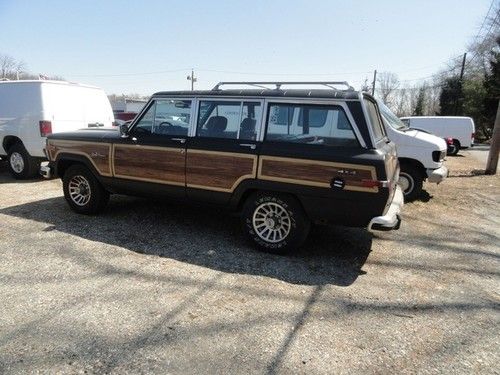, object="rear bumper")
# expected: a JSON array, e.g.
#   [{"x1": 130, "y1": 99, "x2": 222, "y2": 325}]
[
  {"x1": 426, "y1": 165, "x2": 448, "y2": 184},
  {"x1": 368, "y1": 185, "x2": 404, "y2": 232}
]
